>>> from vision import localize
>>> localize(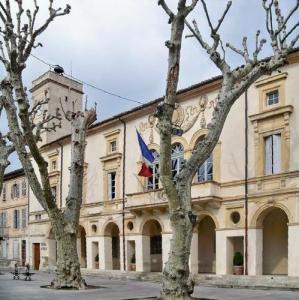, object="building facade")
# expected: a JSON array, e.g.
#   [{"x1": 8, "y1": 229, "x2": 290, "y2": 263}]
[
  {"x1": 7, "y1": 50, "x2": 299, "y2": 276},
  {"x1": 0, "y1": 169, "x2": 29, "y2": 267}
]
